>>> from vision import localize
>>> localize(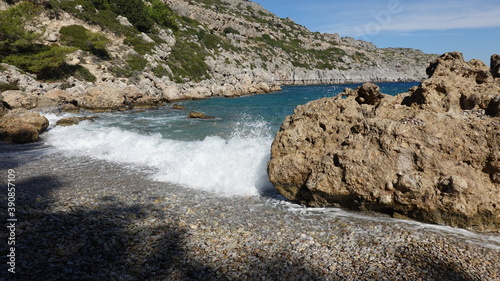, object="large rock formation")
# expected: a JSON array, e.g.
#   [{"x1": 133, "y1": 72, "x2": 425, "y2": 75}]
[
  {"x1": 0, "y1": 108, "x2": 49, "y2": 143},
  {"x1": 268, "y1": 52, "x2": 500, "y2": 232}
]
